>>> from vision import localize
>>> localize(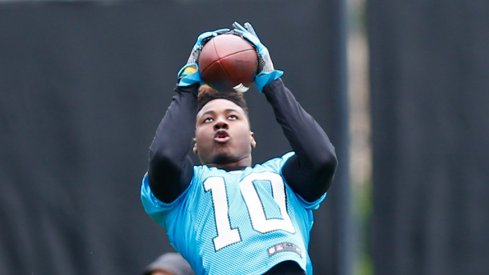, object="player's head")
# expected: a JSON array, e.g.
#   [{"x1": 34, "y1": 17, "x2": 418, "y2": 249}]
[{"x1": 194, "y1": 85, "x2": 256, "y2": 168}]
